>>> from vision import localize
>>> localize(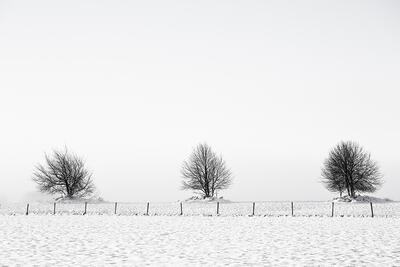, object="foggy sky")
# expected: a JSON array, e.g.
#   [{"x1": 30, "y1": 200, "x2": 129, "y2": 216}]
[{"x1": 1, "y1": 0, "x2": 399, "y2": 202}]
